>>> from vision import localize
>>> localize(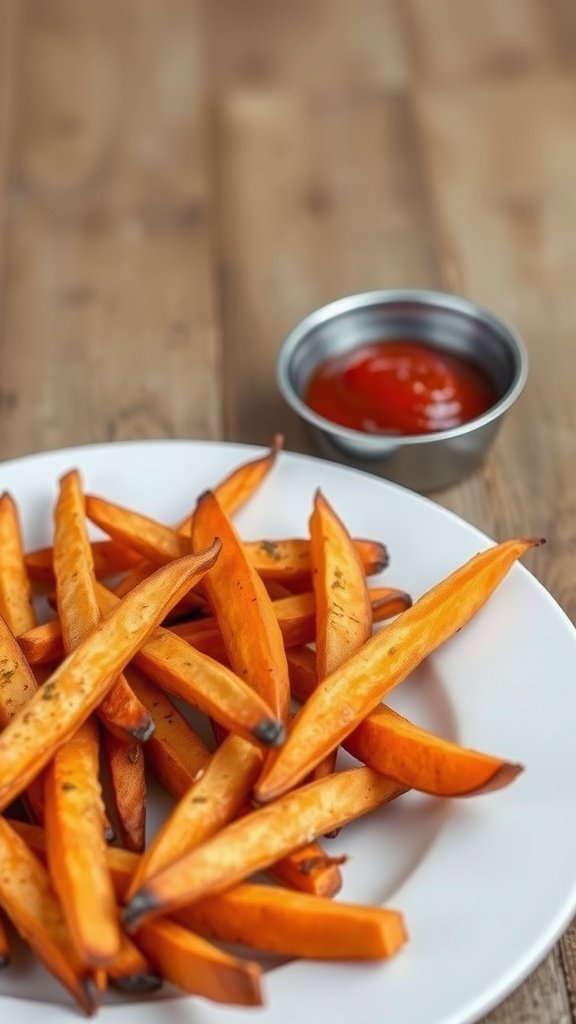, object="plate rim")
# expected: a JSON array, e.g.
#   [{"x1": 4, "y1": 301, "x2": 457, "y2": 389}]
[{"x1": 1, "y1": 437, "x2": 575, "y2": 1024}]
